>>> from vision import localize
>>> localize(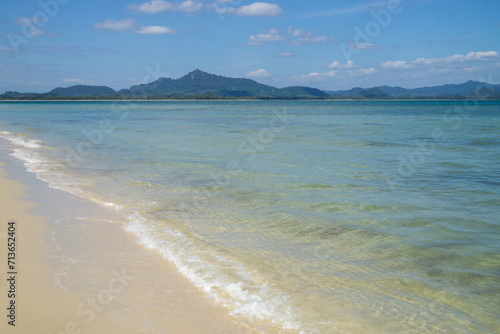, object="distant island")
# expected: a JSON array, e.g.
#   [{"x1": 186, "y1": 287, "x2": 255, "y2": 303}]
[{"x1": 2, "y1": 69, "x2": 500, "y2": 100}]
